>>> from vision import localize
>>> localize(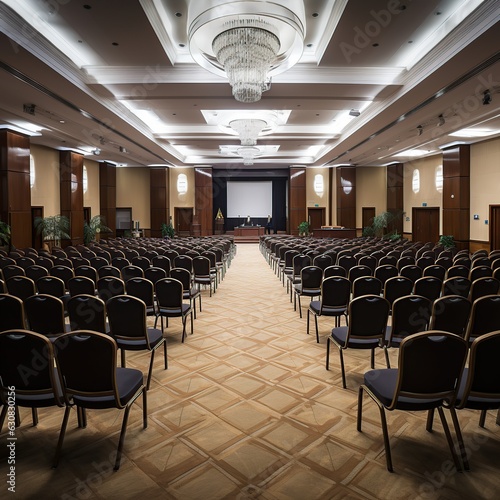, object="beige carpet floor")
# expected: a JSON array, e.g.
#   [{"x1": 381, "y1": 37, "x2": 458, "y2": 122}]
[{"x1": 3, "y1": 244, "x2": 500, "y2": 499}]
